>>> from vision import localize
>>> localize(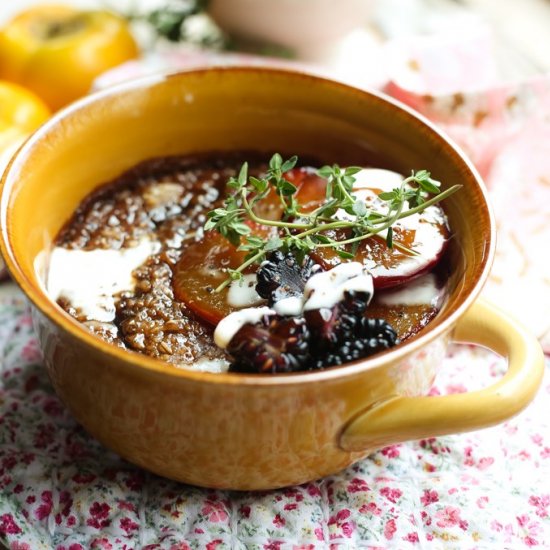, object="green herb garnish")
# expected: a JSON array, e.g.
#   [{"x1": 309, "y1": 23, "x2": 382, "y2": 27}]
[{"x1": 205, "y1": 154, "x2": 461, "y2": 292}]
